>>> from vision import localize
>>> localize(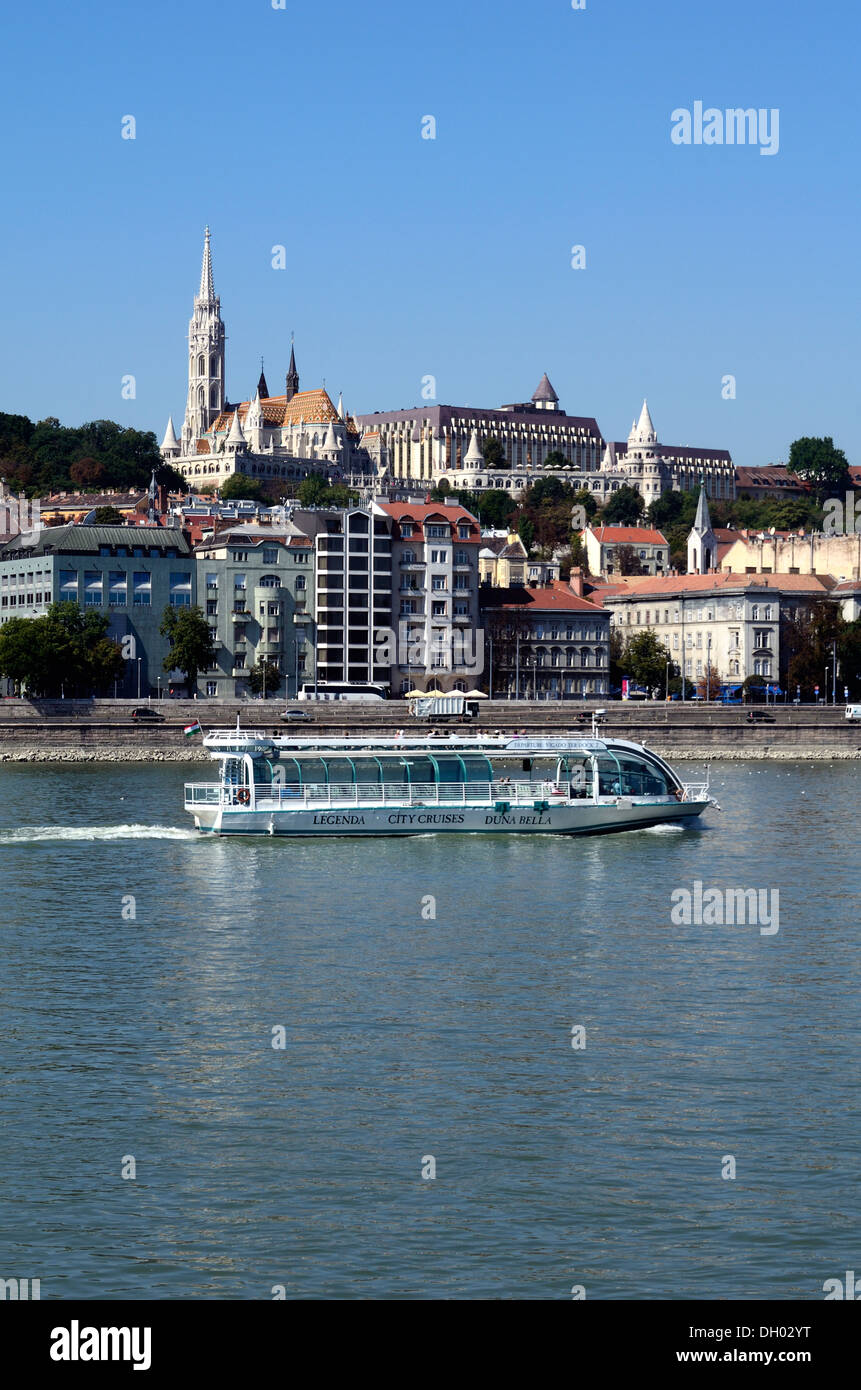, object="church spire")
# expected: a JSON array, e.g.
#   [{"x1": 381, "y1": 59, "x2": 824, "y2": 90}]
[
  {"x1": 693, "y1": 477, "x2": 712, "y2": 533},
  {"x1": 285, "y1": 339, "x2": 299, "y2": 401},
  {"x1": 257, "y1": 359, "x2": 269, "y2": 399},
  {"x1": 199, "y1": 226, "x2": 215, "y2": 301}
]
